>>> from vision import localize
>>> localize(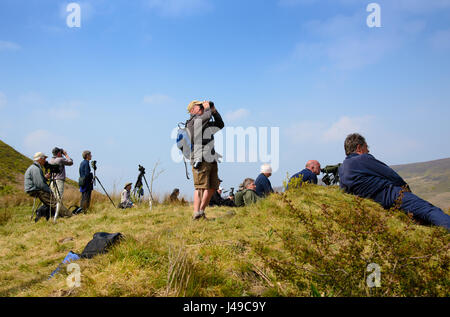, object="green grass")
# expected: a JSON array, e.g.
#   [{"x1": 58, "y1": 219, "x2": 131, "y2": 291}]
[
  {"x1": 0, "y1": 139, "x2": 448, "y2": 297},
  {"x1": 0, "y1": 184, "x2": 448, "y2": 297}
]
